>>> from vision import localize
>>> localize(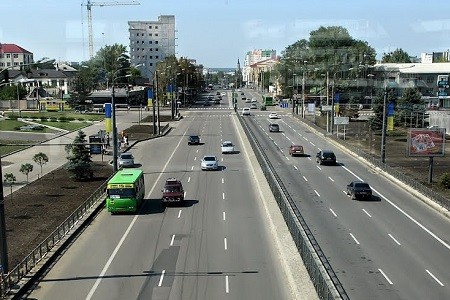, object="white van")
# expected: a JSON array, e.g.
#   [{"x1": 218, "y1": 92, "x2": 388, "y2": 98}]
[{"x1": 242, "y1": 107, "x2": 251, "y2": 116}]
